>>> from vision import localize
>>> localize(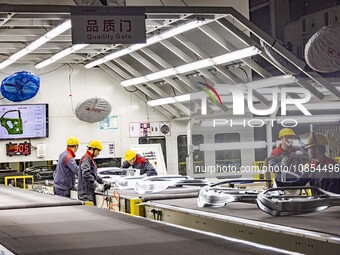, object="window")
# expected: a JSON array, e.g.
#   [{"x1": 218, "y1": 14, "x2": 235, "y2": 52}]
[
  {"x1": 177, "y1": 134, "x2": 204, "y2": 175},
  {"x1": 139, "y1": 136, "x2": 167, "y2": 166},
  {"x1": 215, "y1": 133, "x2": 241, "y2": 172}
]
